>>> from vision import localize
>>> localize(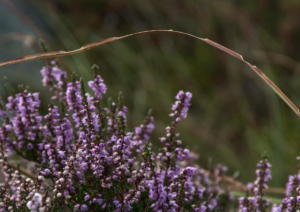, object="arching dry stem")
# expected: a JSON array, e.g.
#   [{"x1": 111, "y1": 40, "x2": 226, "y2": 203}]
[{"x1": 0, "y1": 29, "x2": 298, "y2": 117}]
